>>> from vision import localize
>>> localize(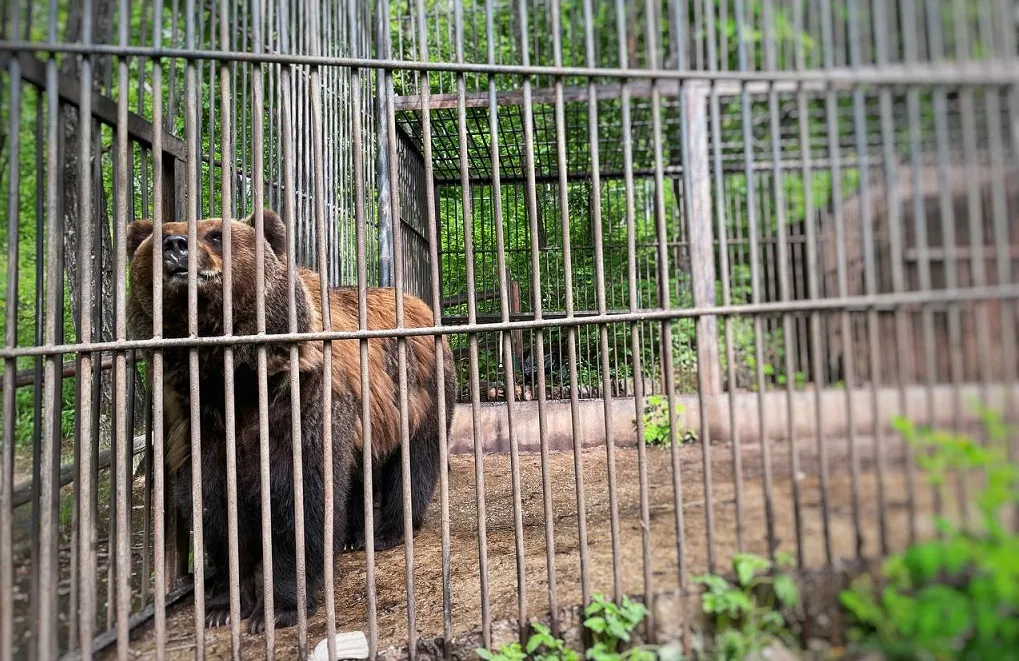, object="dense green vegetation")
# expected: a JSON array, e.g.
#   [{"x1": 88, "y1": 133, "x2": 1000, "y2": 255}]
[{"x1": 840, "y1": 407, "x2": 1019, "y2": 660}]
